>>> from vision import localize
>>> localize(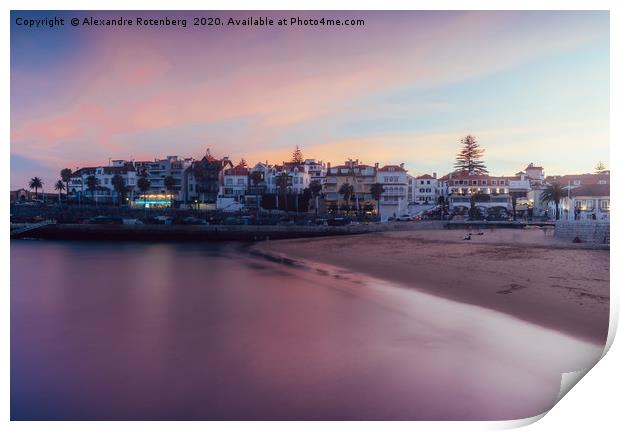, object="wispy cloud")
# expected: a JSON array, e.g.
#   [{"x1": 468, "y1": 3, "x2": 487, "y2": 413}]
[{"x1": 10, "y1": 10, "x2": 609, "y2": 189}]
